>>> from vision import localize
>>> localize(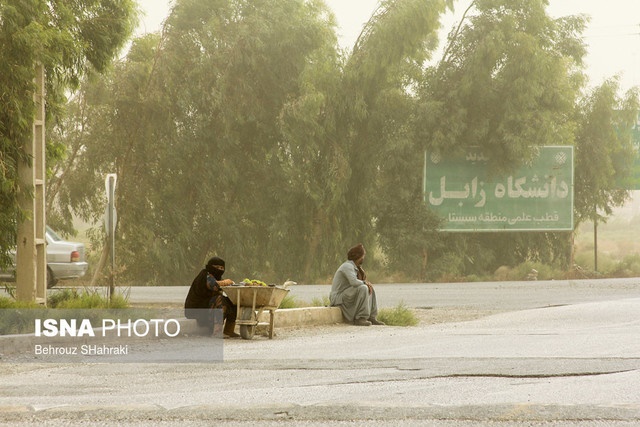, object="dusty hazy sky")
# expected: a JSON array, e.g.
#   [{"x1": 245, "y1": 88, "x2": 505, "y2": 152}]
[{"x1": 136, "y1": 0, "x2": 640, "y2": 91}]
